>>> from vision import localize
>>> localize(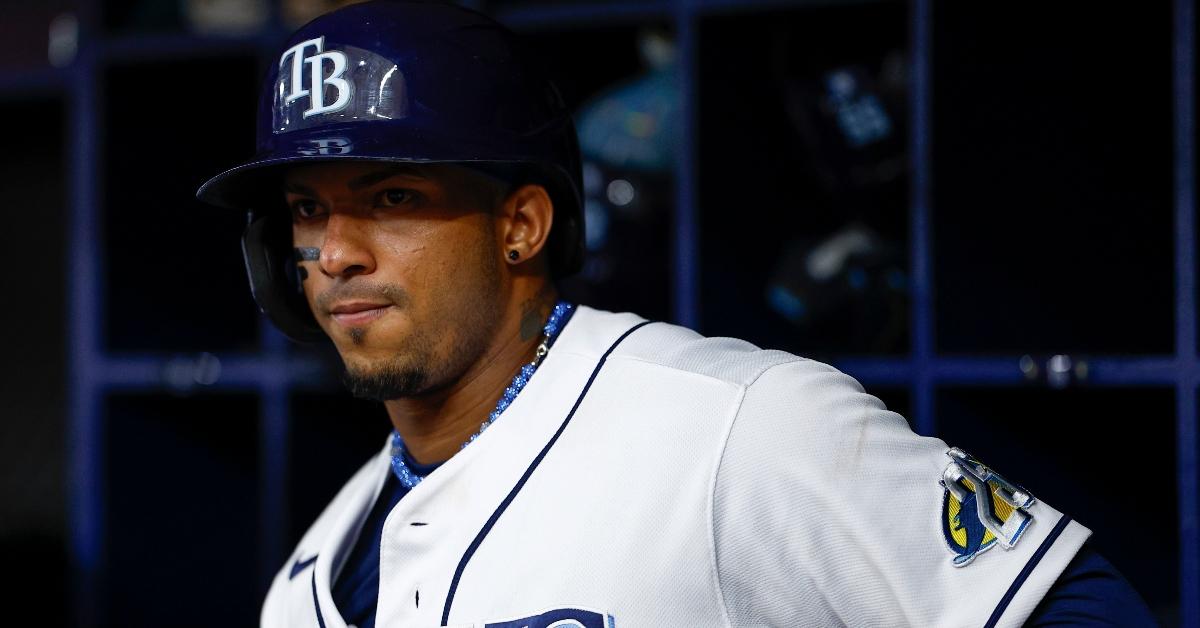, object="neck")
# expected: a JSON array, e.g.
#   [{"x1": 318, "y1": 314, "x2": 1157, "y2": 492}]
[{"x1": 383, "y1": 284, "x2": 558, "y2": 465}]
